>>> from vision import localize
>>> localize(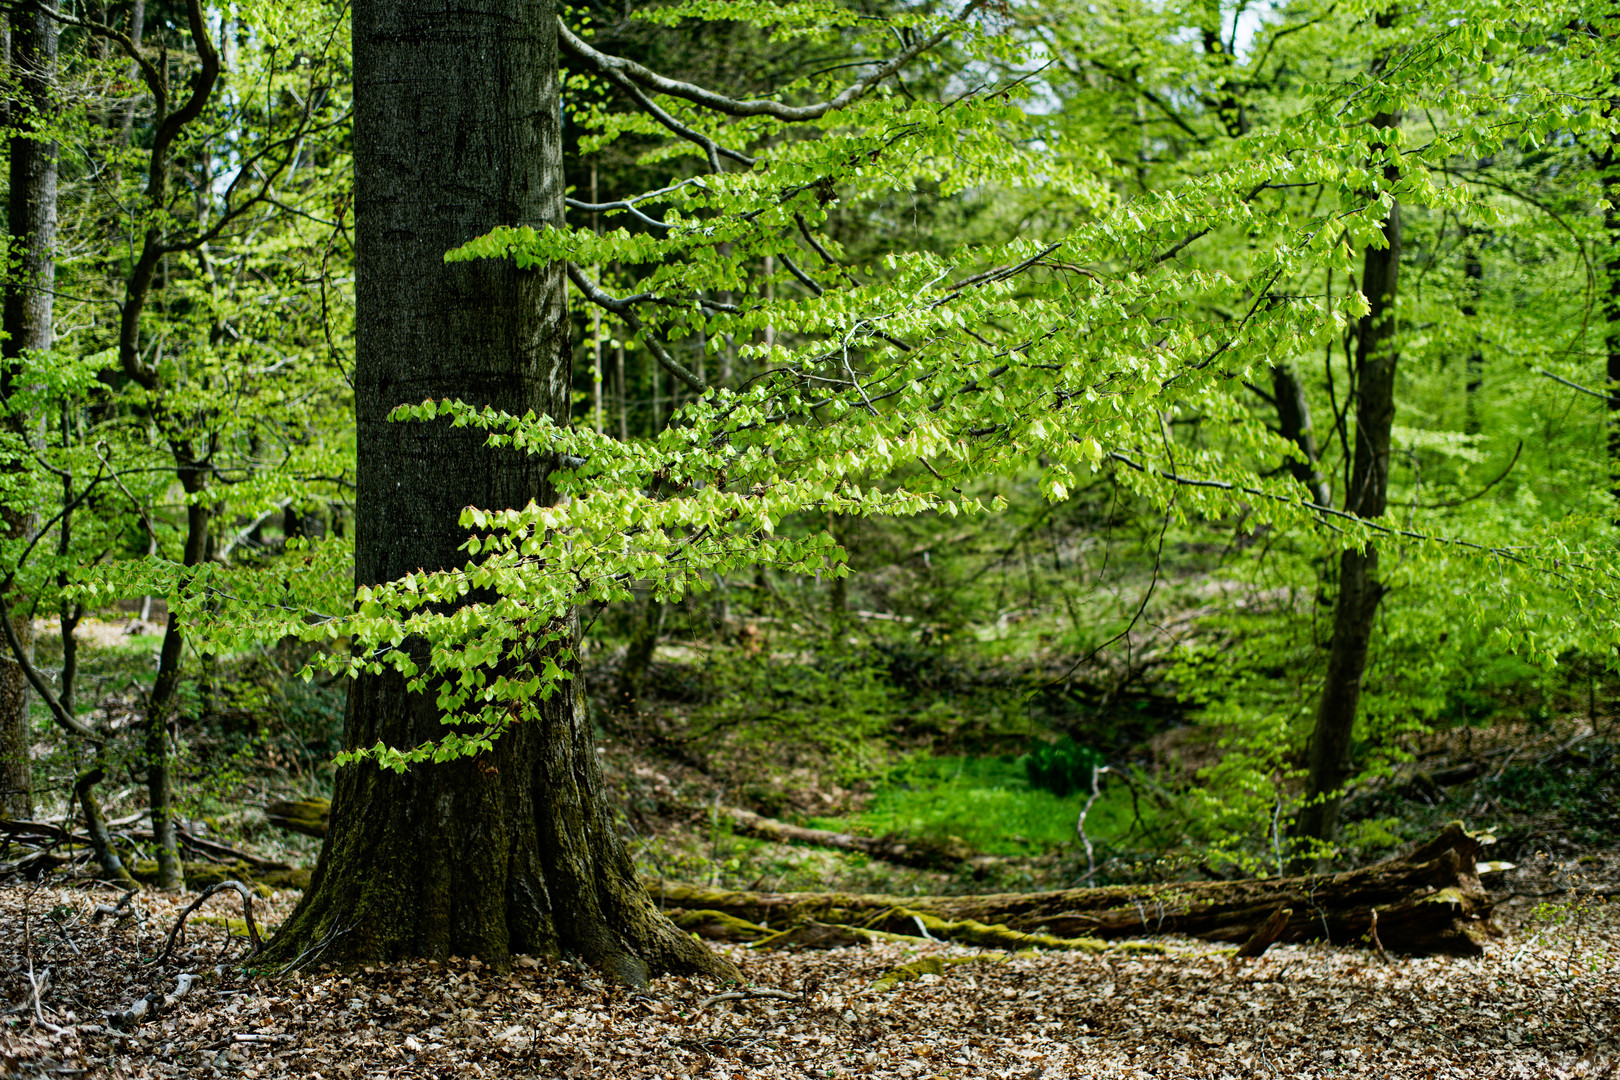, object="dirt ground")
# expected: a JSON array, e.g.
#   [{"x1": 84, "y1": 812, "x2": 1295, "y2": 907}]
[{"x1": 1, "y1": 871, "x2": 1615, "y2": 1080}]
